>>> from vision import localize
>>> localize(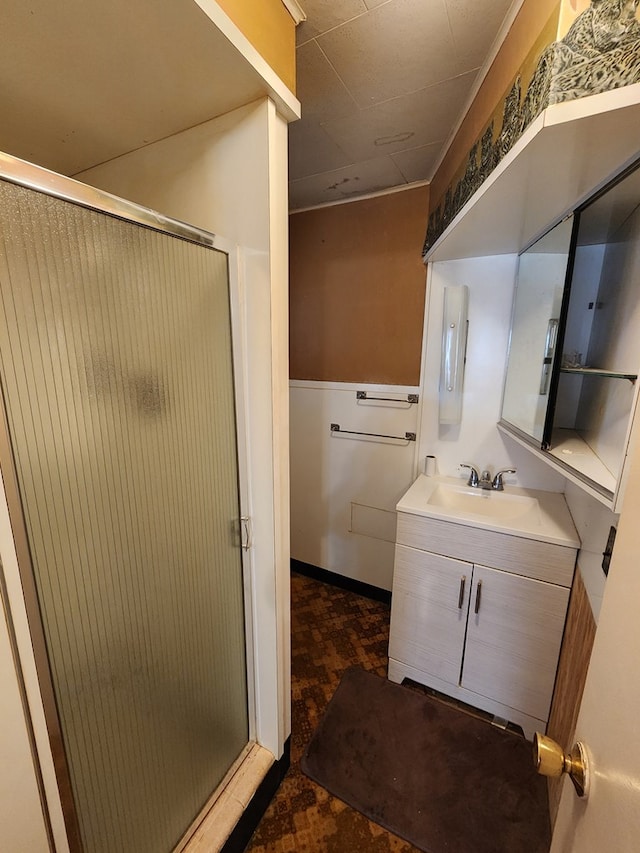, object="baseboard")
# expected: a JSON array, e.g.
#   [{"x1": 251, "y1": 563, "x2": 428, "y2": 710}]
[
  {"x1": 291, "y1": 559, "x2": 391, "y2": 605},
  {"x1": 221, "y1": 737, "x2": 290, "y2": 853}
]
